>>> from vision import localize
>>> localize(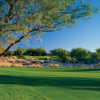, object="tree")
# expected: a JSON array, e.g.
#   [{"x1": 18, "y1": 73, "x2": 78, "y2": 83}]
[
  {"x1": 14, "y1": 47, "x2": 26, "y2": 56},
  {"x1": 51, "y1": 48, "x2": 69, "y2": 57},
  {"x1": 96, "y1": 48, "x2": 100, "y2": 53},
  {"x1": 91, "y1": 52, "x2": 98, "y2": 59},
  {"x1": 36, "y1": 47, "x2": 46, "y2": 56},
  {"x1": 26, "y1": 47, "x2": 36, "y2": 56},
  {"x1": 0, "y1": 0, "x2": 98, "y2": 56},
  {"x1": 70, "y1": 48, "x2": 89, "y2": 61},
  {"x1": 0, "y1": 42, "x2": 4, "y2": 54}
]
